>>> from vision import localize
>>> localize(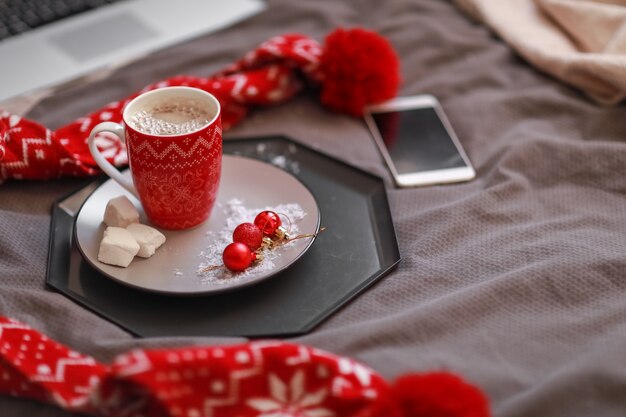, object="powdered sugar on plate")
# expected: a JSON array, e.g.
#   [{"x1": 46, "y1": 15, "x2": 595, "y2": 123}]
[{"x1": 197, "y1": 198, "x2": 308, "y2": 285}]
